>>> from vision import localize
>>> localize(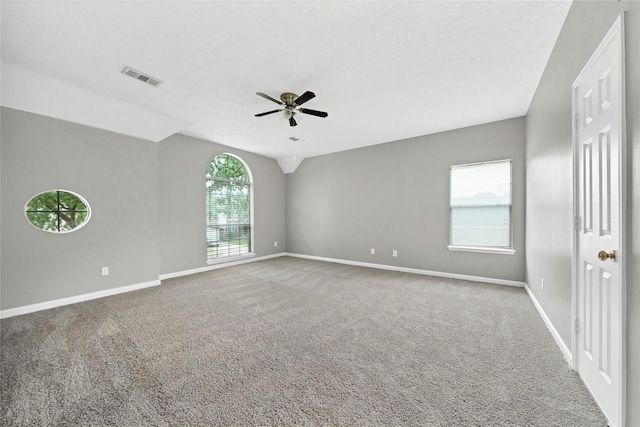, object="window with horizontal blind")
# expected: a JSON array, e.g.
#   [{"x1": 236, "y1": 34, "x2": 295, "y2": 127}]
[
  {"x1": 449, "y1": 159, "x2": 513, "y2": 254},
  {"x1": 206, "y1": 154, "x2": 252, "y2": 261}
]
